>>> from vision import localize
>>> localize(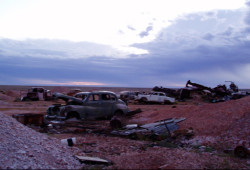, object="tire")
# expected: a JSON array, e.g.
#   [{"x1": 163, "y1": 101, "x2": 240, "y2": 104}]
[
  {"x1": 164, "y1": 100, "x2": 171, "y2": 104},
  {"x1": 22, "y1": 97, "x2": 31, "y2": 101},
  {"x1": 234, "y1": 146, "x2": 248, "y2": 158}
]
